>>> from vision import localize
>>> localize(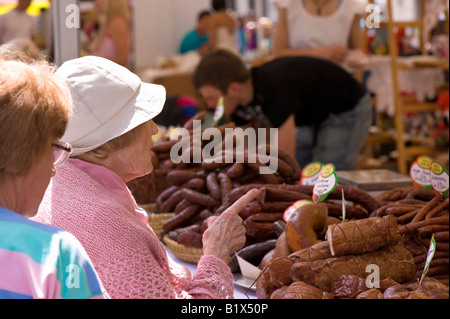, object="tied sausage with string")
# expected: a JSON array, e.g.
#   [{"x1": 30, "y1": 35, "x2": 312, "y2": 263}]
[
  {"x1": 327, "y1": 215, "x2": 401, "y2": 257},
  {"x1": 291, "y1": 244, "x2": 416, "y2": 292}
]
